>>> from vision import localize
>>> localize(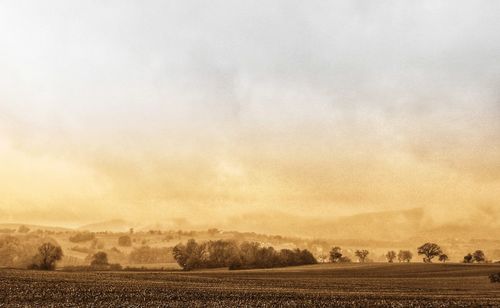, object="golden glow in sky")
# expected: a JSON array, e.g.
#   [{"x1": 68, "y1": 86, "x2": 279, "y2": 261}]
[{"x1": 0, "y1": 1, "x2": 499, "y2": 234}]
